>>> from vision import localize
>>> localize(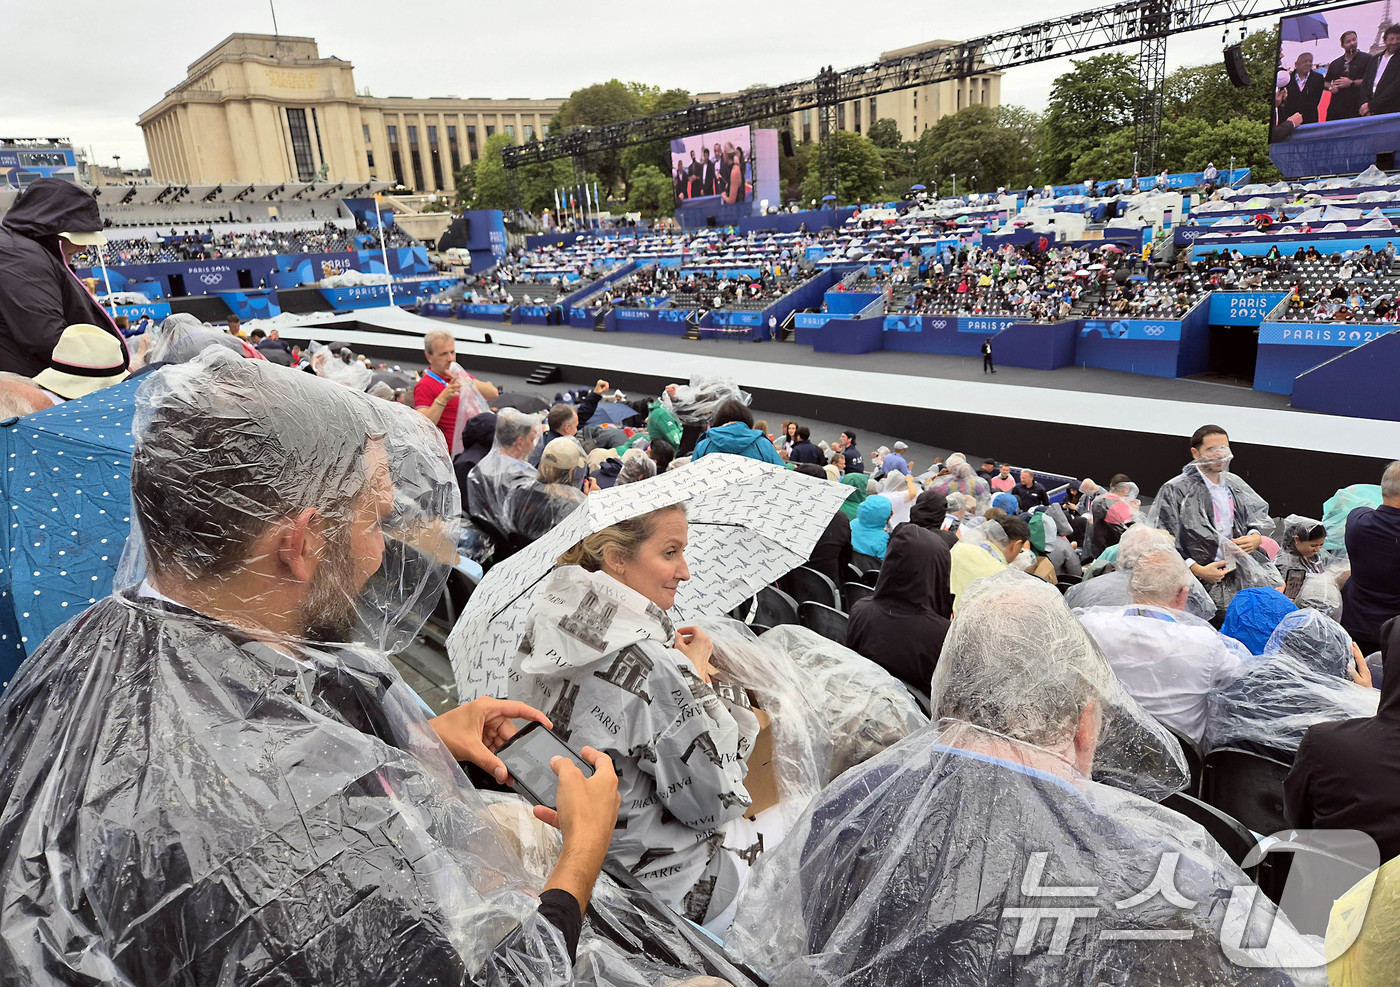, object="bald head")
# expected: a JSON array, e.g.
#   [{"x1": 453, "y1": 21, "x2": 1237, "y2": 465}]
[{"x1": 0, "y1": 372, "x2": 55, "y2": 418}]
